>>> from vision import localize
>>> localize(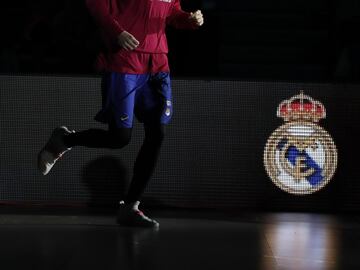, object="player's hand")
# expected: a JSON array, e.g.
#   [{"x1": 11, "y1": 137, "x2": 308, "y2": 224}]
[
  {"x1": 117, "y1": 31, "x2": 140, "y2": 50},
  {"x1": 189, "y1": 10, "x2": 204, "y2": 27}
]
